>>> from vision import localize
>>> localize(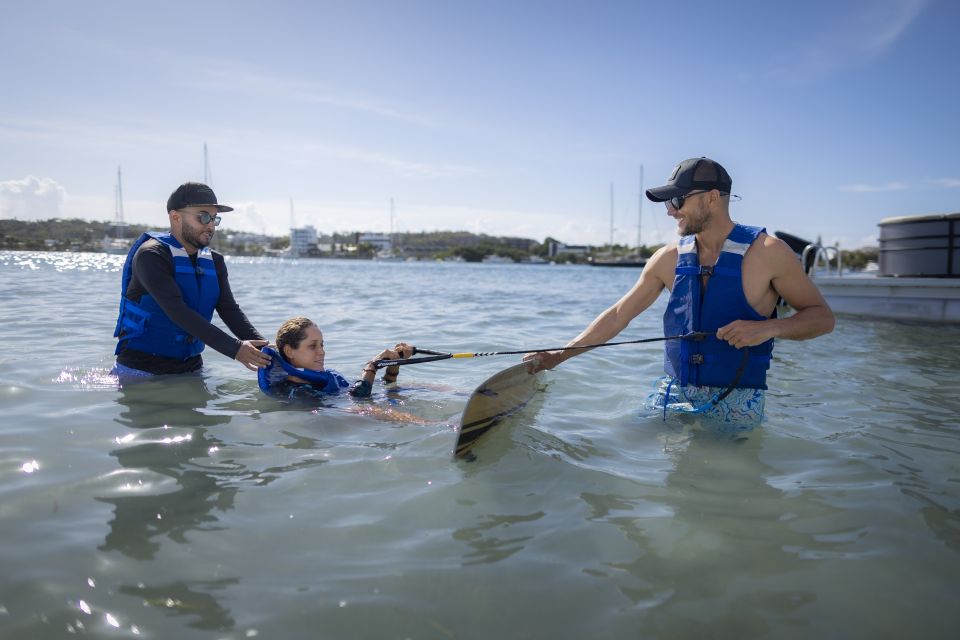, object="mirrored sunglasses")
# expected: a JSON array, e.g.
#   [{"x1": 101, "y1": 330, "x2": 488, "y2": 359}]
[{"x1": 186, "y1": 211, "x2": 222, "y2": 226}]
